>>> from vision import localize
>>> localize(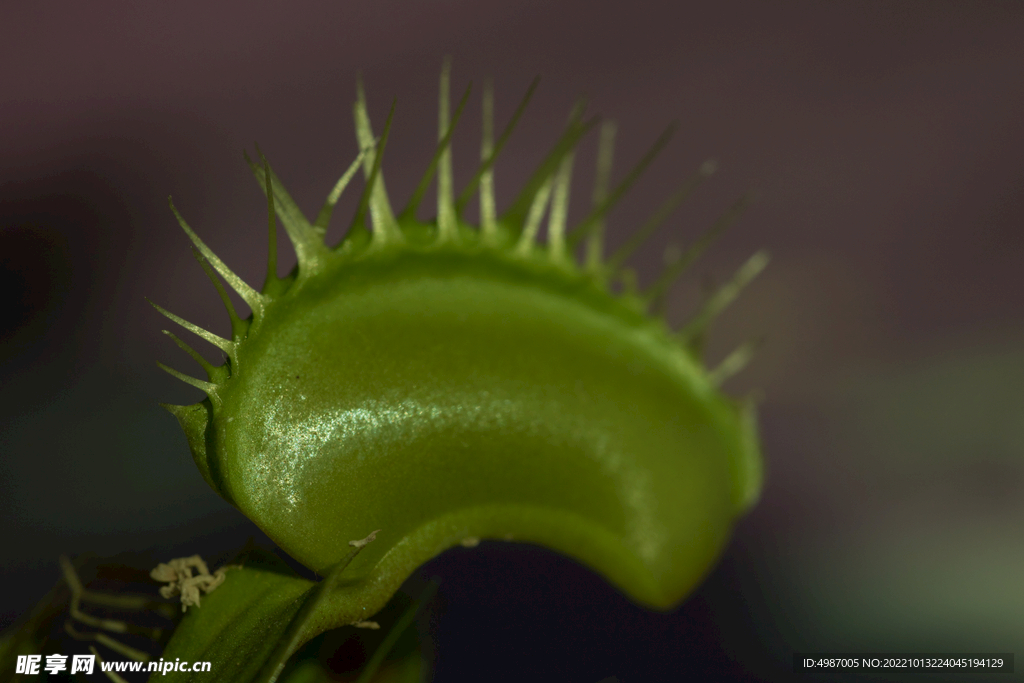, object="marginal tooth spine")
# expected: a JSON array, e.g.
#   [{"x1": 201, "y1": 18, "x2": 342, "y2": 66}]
[
  {"x1": 456, "y1": 76, "x2": 540, "y2": 218},
  {"x1": 586, "y1": 121, "x2": 617, "y2": 273},
  {"x1": 313, "y1": 148, "x2": 370, "y2": 238},
  {"x1": 547, "y1": 153, "x2": 574, "y2": 261},
  {"x1": 167, "y1": 198, "x2": 265, "y2": 319},
  {"x1": 157, "y1": 362, "x2": 221, "y2": 406},
  {"x1": 503, "y1": 111, "x2": 597, "y2": 230},
  {"x1": 707, "y1": 336, "x2": 764, "y2": 387},
  {"x1": 515, "y1": 177, "x2": 555, "y2": 256},
  {"x1": 353, "y1": 79, "x2": 402, "y2": 245},
  {"x1": 162, "y1": 330, "x2": 216, "y2": 380},
  {"x1": 190, "y1": 247, "x2": 245, "y2": 342},
  {"x1": 436, "y1": 56, "x2": 458, "y2": 243},
  {"x1": 546, "y1": 101, "x2": 584, "y2": 262},
  {"x1": 479, "y1": 77, "x2": 498, "y2": 242},
  {"x1": 262, "y1": 155, "x2": 279, "y2": 292},
  {"x1": 606, "y1": 159, "x2": 717, "y2": 273},
  {"x1": 352, "y1": 100, "x2": 399, "y2": 248},
  {"x1": 148, "y1": 299, "x2": 234, "y2": 357},
  {"x1": 642, "y1": 192, "x2": 756, "y2": 305},
  {"x1": 401, "y1": 80, "x2": 472, "y2": 223},
  {"x1": 245, "y1": 149, "x2": 327, "y2": 279},
  {"x1": 679, "y1": 250, "x2": 770, "y2": 343},
  {"x1": 567, "y1": 122, "x2": 677, "y2": 249}
]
